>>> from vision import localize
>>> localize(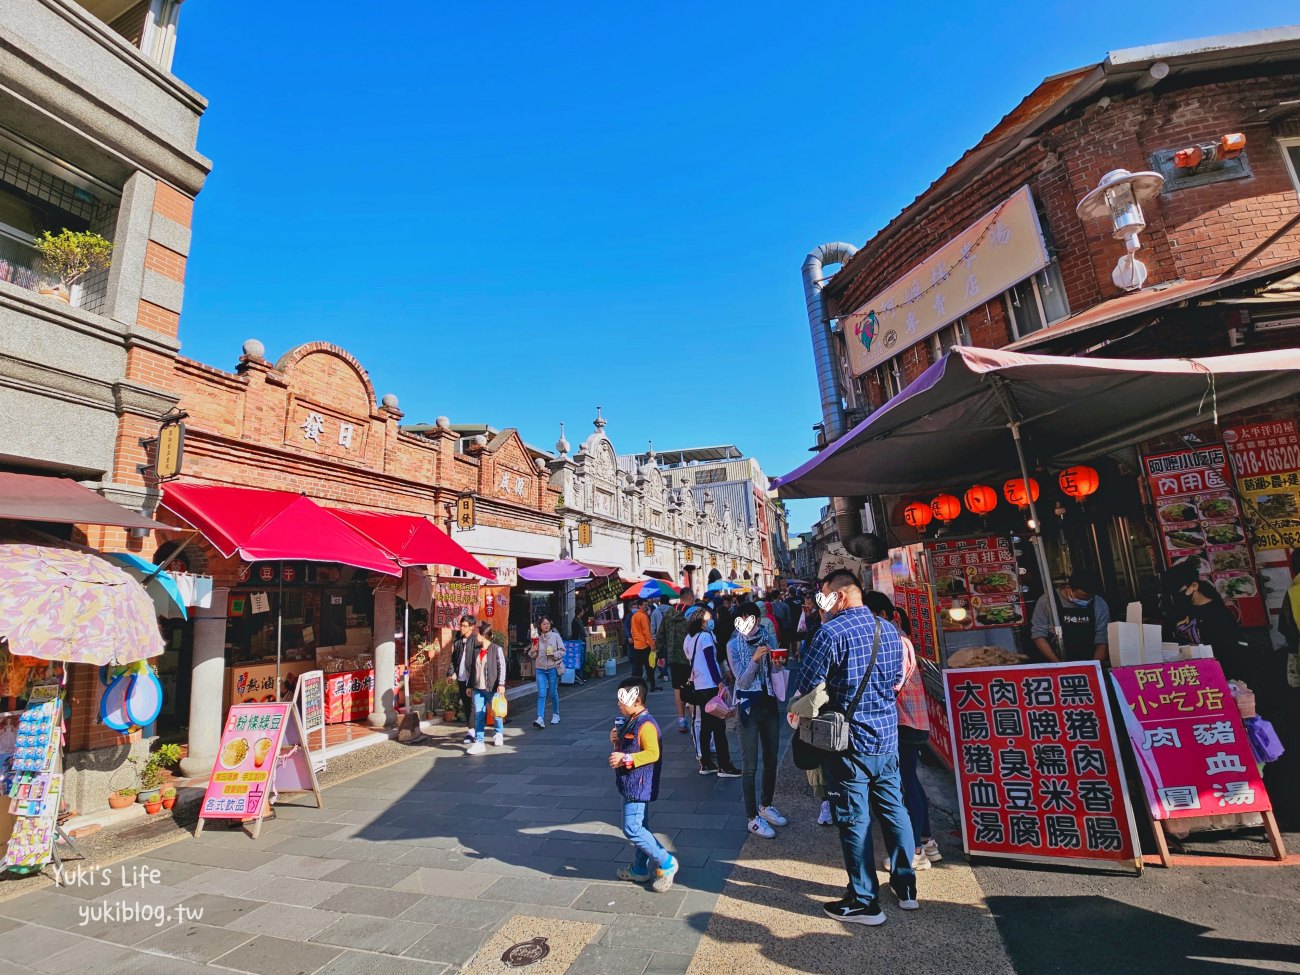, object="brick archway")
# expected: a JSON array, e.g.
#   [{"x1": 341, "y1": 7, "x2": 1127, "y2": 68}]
[{"x1": 274, "y1": 341, "x2": 379, "y2": 411}]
